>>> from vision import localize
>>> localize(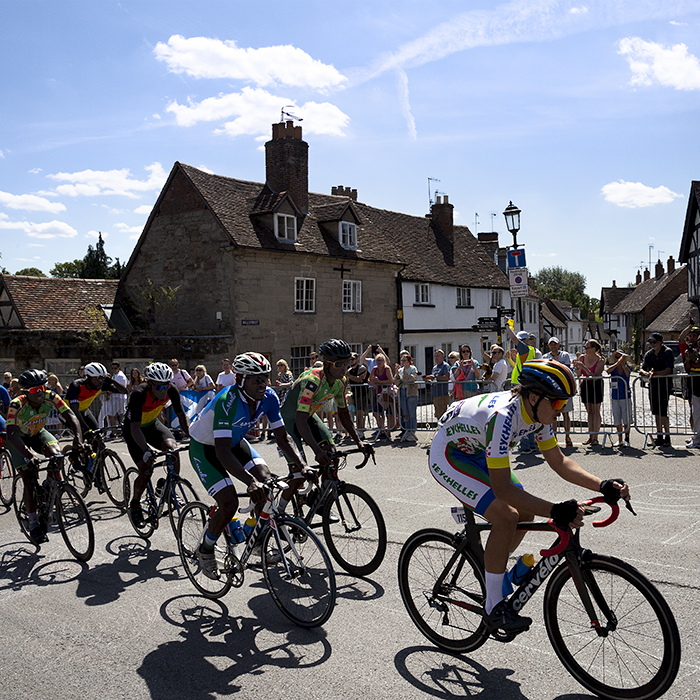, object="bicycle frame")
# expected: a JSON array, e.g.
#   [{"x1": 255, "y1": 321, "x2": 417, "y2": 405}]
[{"x1": 147, "y1": 448, "x2": 189, "y2": 521}]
